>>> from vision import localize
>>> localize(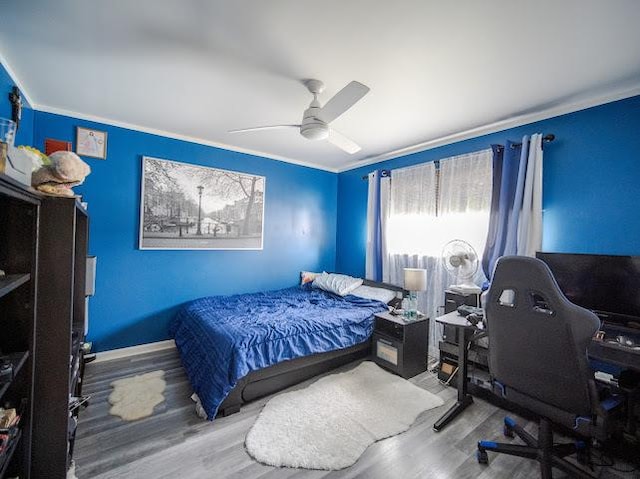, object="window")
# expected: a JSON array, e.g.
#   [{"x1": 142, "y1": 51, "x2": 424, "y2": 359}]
[
  {"x1": 368, "y1": 149, "x2": 493, "y2": 357},
  {"x1": 386, "y1": 149, "x2": 493, "y2": 259}
]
